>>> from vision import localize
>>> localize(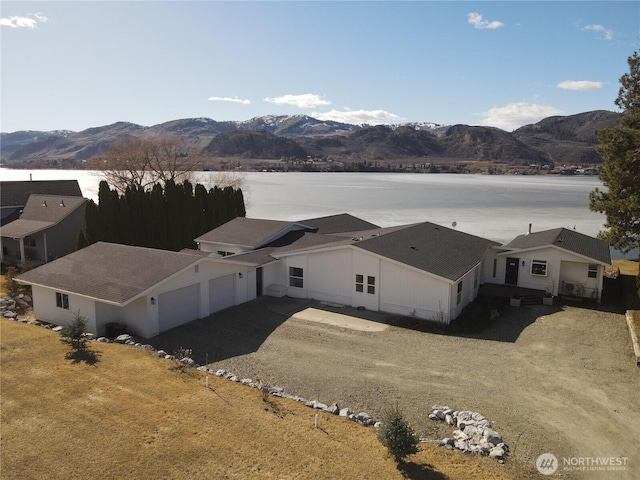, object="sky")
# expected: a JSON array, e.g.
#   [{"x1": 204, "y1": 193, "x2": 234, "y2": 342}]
[{"x1": 1, "y1": 1, "x2": 638, "y2": 133}]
